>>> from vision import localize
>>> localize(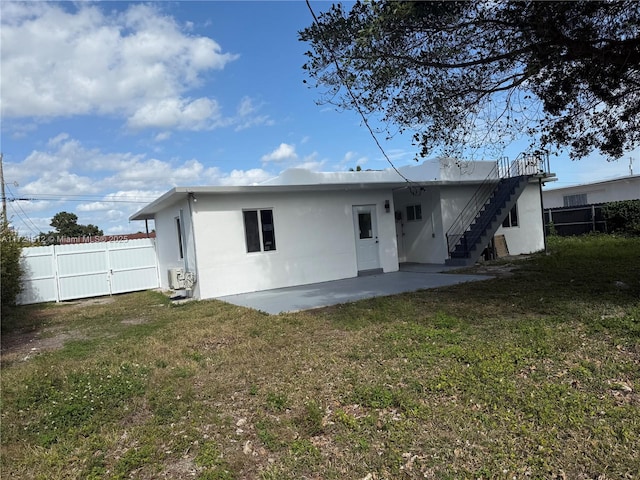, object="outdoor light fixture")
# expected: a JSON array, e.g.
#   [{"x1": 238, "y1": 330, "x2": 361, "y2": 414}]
[{"x1": 384, "y1": 200, "x2": 390, "y2": 212}]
